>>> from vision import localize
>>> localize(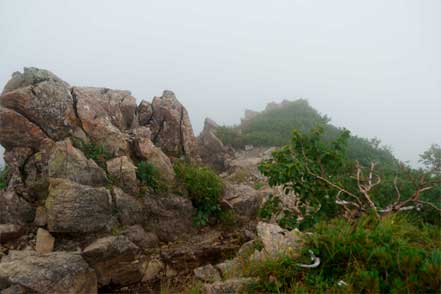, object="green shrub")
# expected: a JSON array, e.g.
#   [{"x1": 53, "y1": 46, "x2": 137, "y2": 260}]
[
  {"x1": 0, "y1": 165, "x2": 8, "y2": 190},
  {"x1": 76, "y1": 141, "x2": 111, "y2": 169},
  {"x1": 136, "y1": 161, "x2": 164, "y2": 193},
  {"x1": 174, "y1": 162, "x2": 224, "y2": 226},
  {"x1": 245, "y1": 214, "x2": 441, "y2": 293}
]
